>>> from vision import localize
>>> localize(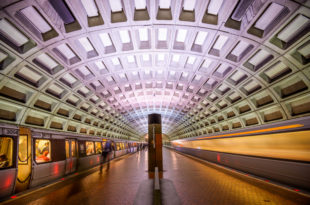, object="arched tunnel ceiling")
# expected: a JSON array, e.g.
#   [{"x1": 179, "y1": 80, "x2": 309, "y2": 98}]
[{"x1": 0, "y1": 0, "x2": 309, "y2": 139}]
